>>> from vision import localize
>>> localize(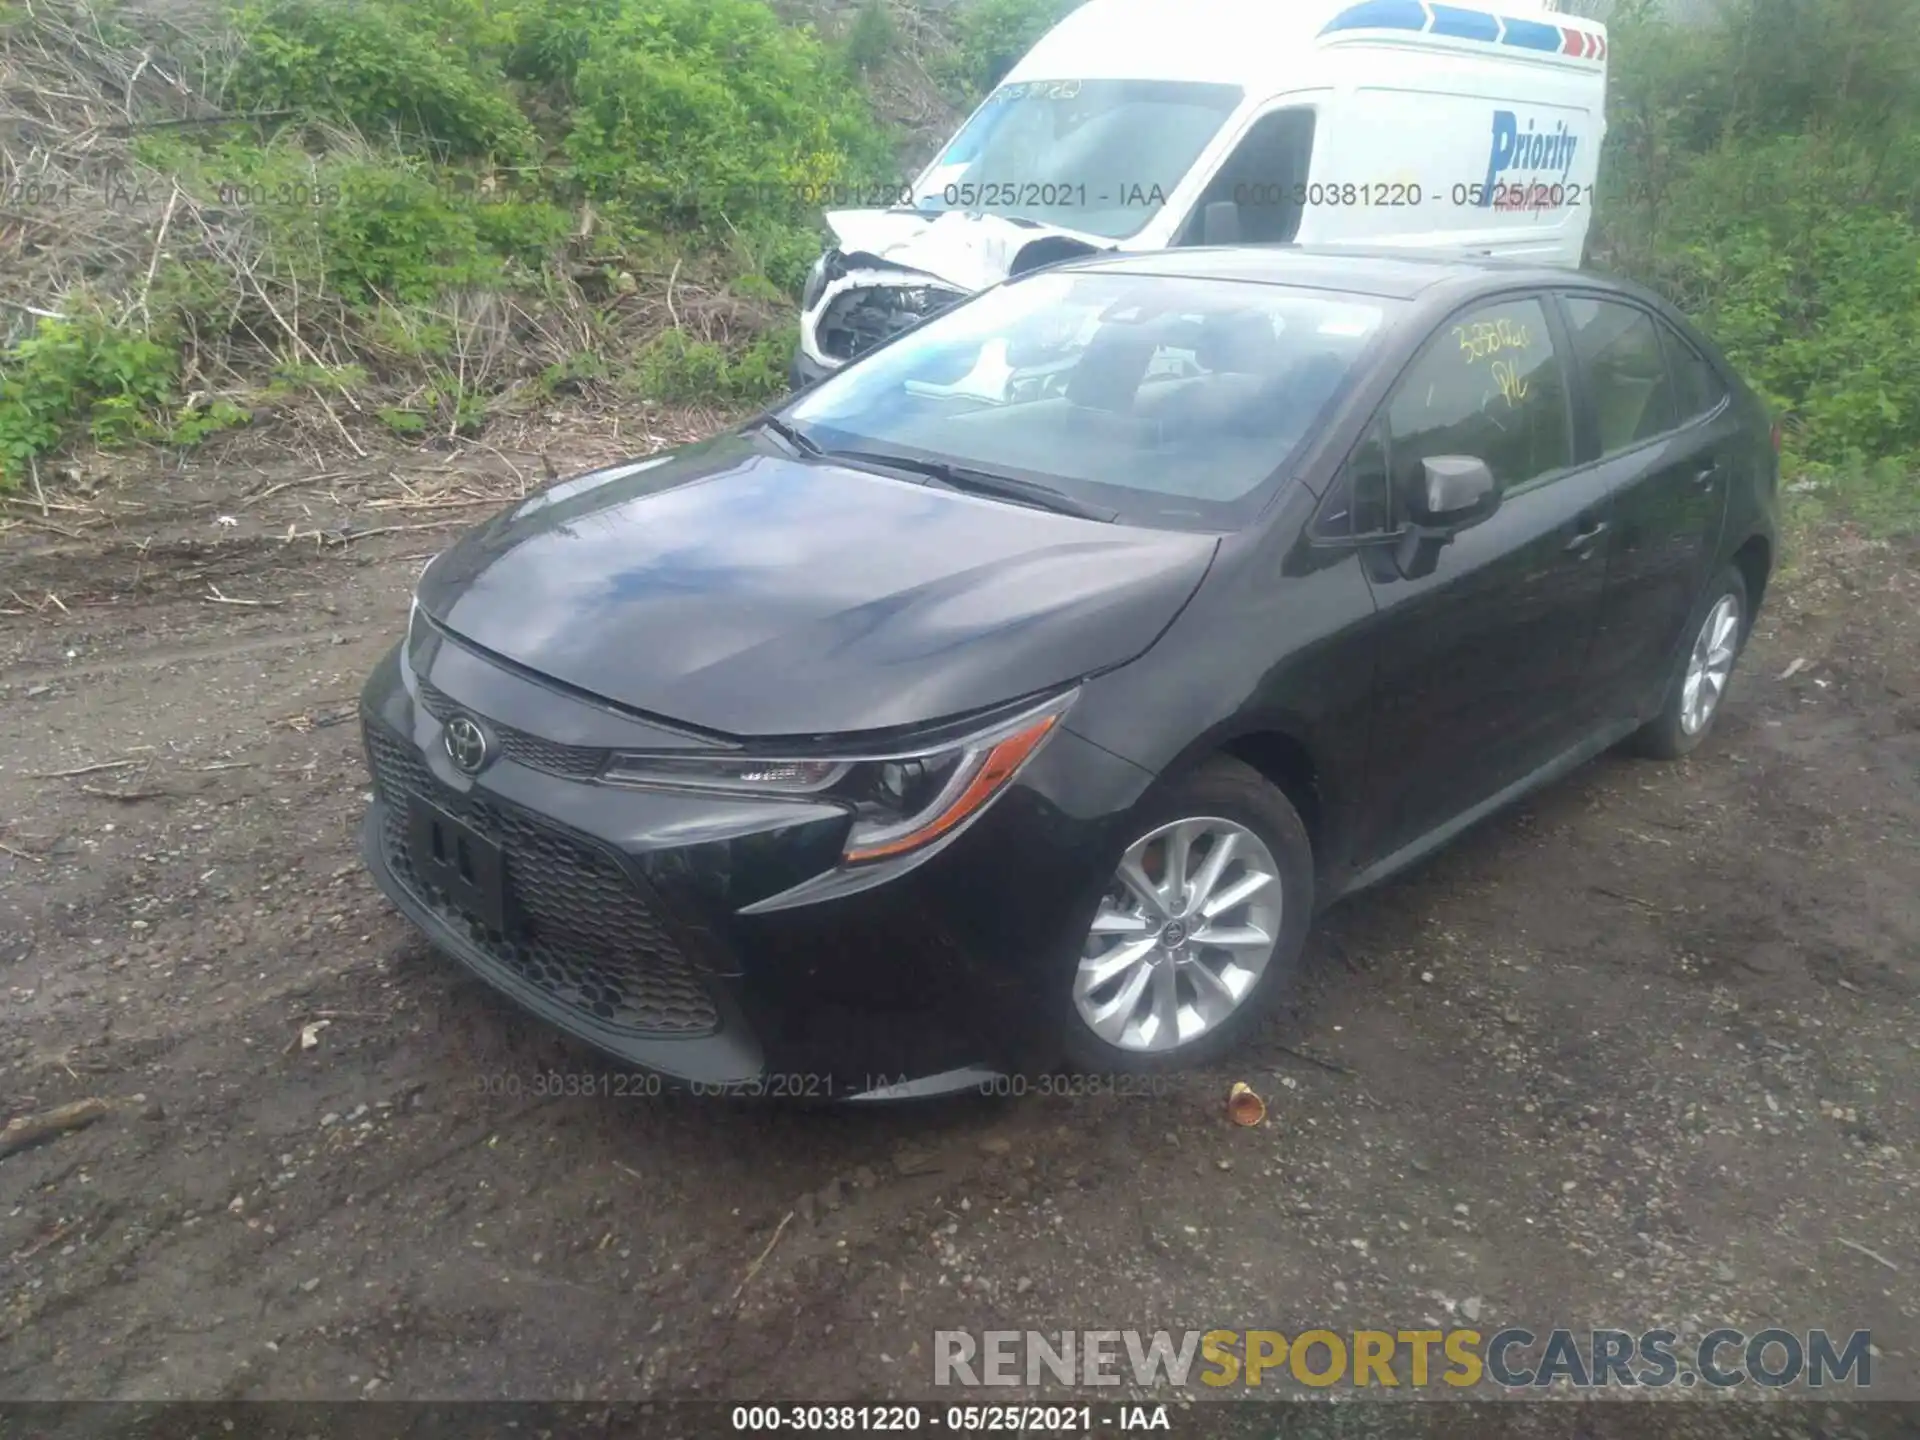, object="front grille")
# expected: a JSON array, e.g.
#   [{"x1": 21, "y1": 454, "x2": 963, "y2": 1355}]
[
  {"x1": 413, "y1": 677, "x2": 606, "y2": 780},
  {"x1": 364, "y1": 718, "x2": 720, "y2": 1036}
]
